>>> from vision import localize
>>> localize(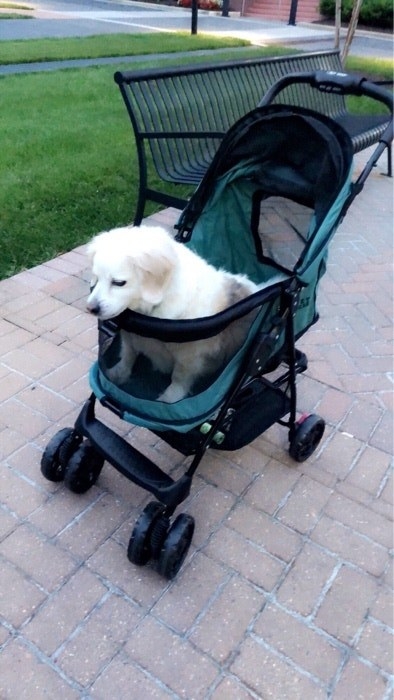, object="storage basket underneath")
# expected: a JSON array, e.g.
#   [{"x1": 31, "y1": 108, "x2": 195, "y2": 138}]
[{"x1": 215, "y1": 378, "x2": 290, "y2": 451}]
